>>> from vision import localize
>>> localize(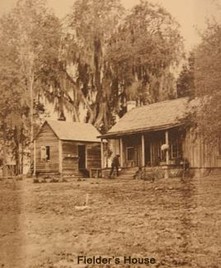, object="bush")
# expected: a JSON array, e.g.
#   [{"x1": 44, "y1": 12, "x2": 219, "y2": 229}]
[{"x1": 134, "y1": 167, "x2": 164, "y2": 181}]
